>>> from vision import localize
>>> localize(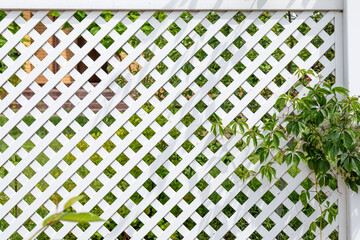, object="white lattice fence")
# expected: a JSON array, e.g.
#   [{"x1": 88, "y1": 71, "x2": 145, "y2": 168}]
[{"x1": 0, "y1": 9, "x2": 344, "y2": 240}]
